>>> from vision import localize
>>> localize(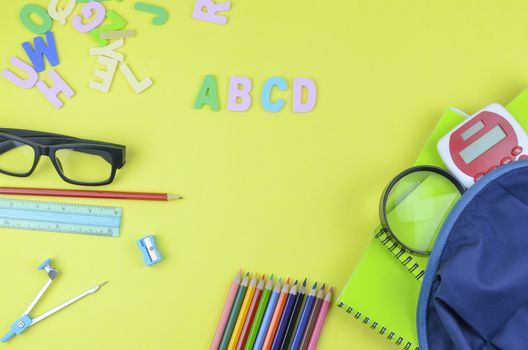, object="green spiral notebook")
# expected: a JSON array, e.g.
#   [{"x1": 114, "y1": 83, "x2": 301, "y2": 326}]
[{"x1": 337, "y1": 89, "x2": 528, "y2": 350}]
